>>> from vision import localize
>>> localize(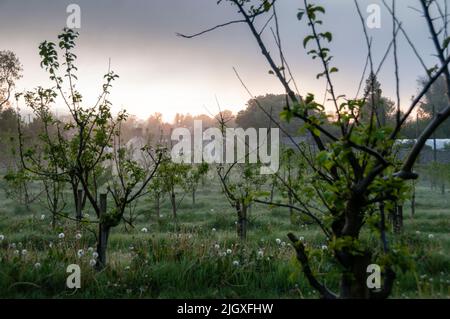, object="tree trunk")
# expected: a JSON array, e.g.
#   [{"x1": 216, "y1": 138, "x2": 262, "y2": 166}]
[
  {"x1": 236, "y1": 201, "x2": 247, "y2": 240},
  {"x1": 288, "y1": 190, "x2": 295, "y2": 224},
  {"x1": 192, "y1": 188, "x2": 196, "y2": 205},
  {"x1": 76, "y1": 189, "x2": 83, "y2": 230},
  {"x1": 411, "y1": 183, "x2": 416, "y2": 218},
  {"x1": 51, "y1": 213, "x2": 56, "y2": 229},
  {"x1": 270, "y1": 182, "x2": 275, "y2": 202},
  {"x1": 96, "y1": 224, "x2": 110, "y2": 270},
  {"x1": 339, "y1": 251, "x2": 372, "y2": 299},
  {"x1": 393, "y1": 204, "x2": 403, "y2": 233},
  {"x1": 441, "y1": 182, "x2": 445, "y2": 195},
  {"x1": 170, "y1": 187, "x2": 177, "y2": 219},
  {"x1": 96, "y1": 193, "x2": 110, "y2": 270},
  {"x1": 155, "y1": 193, "x2": 160, "y2": 221}
]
